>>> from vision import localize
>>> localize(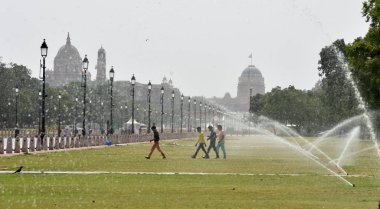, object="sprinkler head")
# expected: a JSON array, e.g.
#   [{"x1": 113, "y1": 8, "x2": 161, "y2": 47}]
[{"x1": 352, "y1": 184, "x2": 355, "y2": 187}]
